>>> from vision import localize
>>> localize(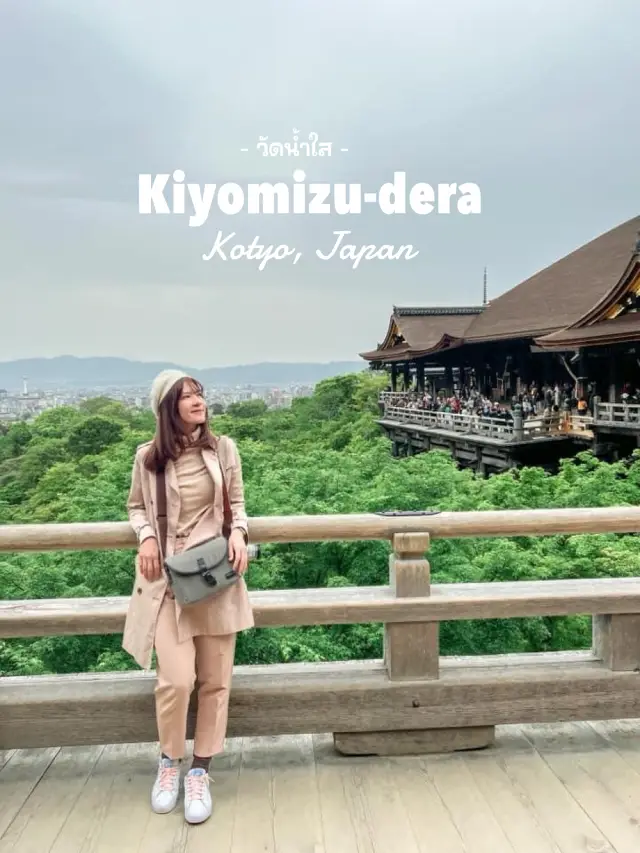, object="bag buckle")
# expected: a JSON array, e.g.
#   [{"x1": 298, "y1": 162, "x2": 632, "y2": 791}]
[{"x1": 202, "y1": 570, "x2": 218, "y2": 587}]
